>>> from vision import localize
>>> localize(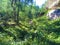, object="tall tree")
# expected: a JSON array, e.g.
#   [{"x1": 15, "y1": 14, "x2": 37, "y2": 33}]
[{"x1": 11, "y1": 0, "x2": 33, "y2": 24}]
